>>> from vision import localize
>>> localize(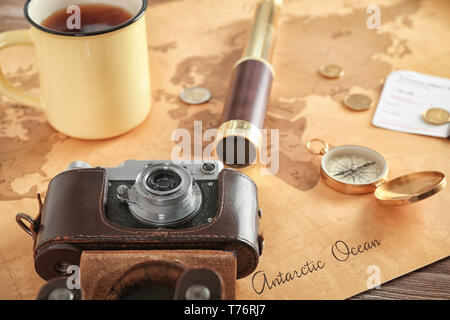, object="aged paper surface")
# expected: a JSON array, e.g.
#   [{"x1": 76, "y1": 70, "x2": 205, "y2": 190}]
[{"x1": 0, "y1": 0, "x2": 449, "y2": 299}]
